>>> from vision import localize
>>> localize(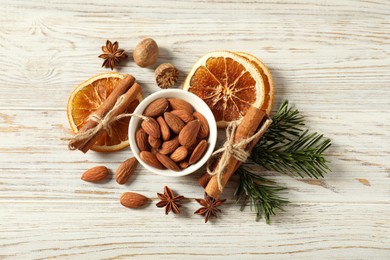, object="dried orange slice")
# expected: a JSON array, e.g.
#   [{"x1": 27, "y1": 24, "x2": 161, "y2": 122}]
[
  {"x1": 235, "y1": 52, "x2": 274, "y2": 115},
  {"x1": 67, "y1": 72, "x2": 143, "y2": 152},
  {"x1": 183, "y1": 51, "x2": 265, "y2": 128}
]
